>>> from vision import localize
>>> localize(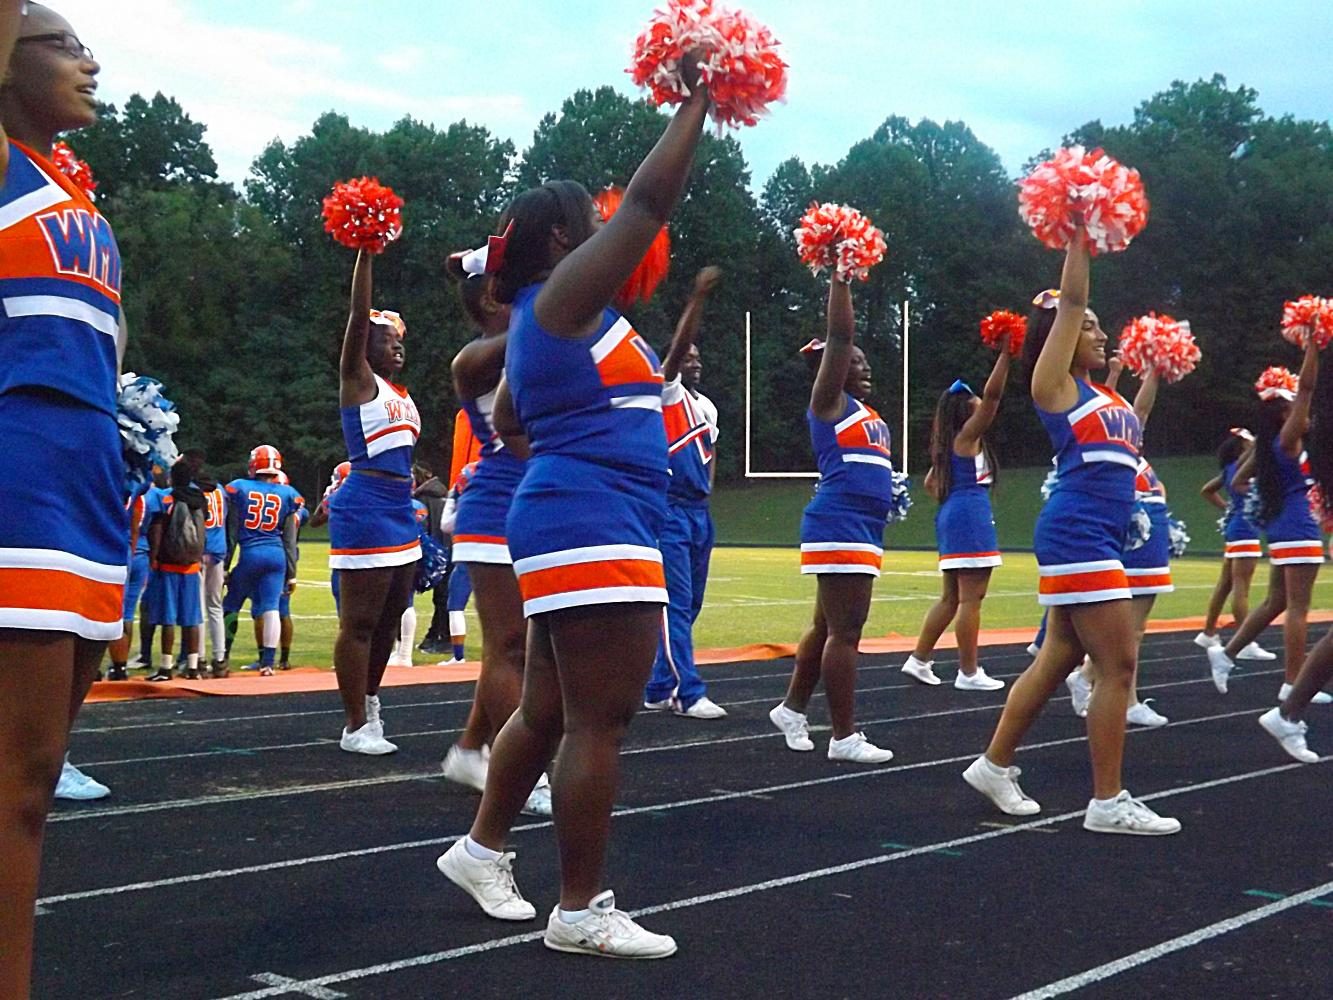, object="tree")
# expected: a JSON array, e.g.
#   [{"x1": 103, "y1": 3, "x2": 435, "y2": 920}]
[{"x1": 68, "y1": 93, "x2": 220, "y2": 199}]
